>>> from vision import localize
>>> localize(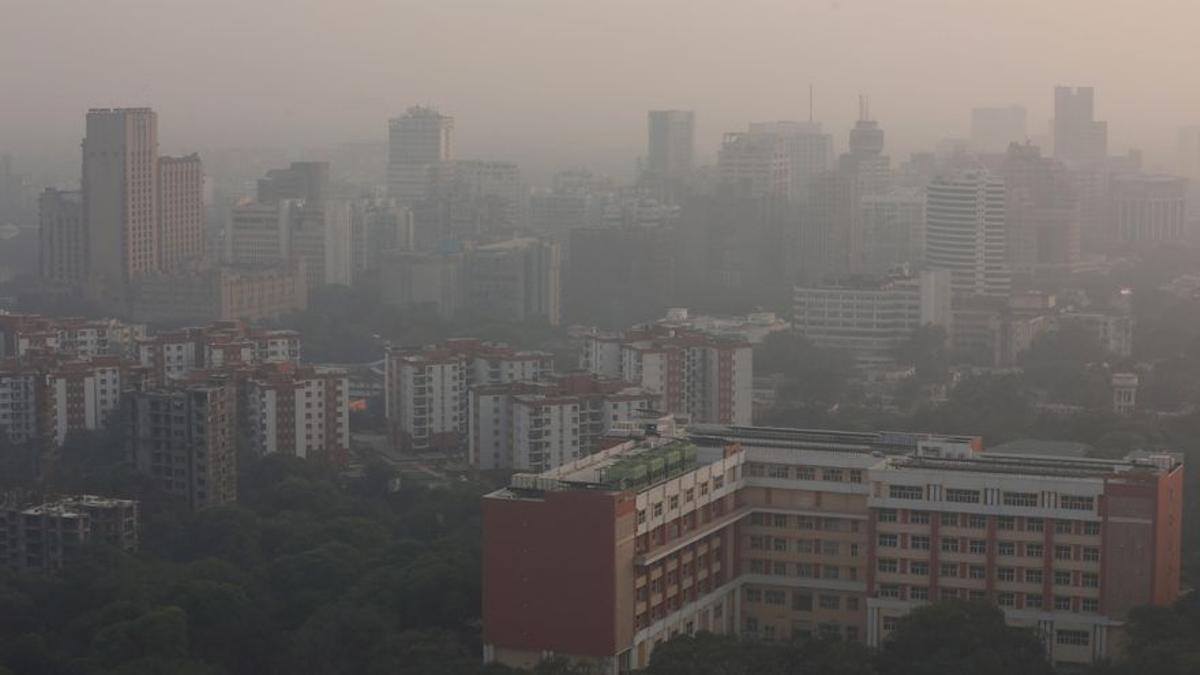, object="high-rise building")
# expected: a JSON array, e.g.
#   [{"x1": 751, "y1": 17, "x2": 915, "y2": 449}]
[
  {"x1": 925, "y1": 170, "x2": 1011, "y2": 298},
  {"x1": 647, "y1": 110, "x2": 695, "y2": 183},
  {"x1": 1053, "y1": 86, "x2": 1108, "y2": 164},
  {"x1": 971, "y1": 106, "x2": 1028, "y2": 154},
  {"x1": 748, "y1": 121, "x2": 833, "y2": 205},
  {"x1": 579, "y1": 325, "x2": 752, "y2": 426},
  {"x1": 158, "y1": 154, "x2": 205, "y2": 272},
  {"x1": 226, "y1": 199, "x2": 290, "y2": 265},
  {"x1": 256, "y1": 161, "x2": 329, "y2": 205},
  {"x1": 378, "y1": 249, "x2": 465, "y2": 319},
  {"x1": 388, "y1": 106, "x2": 454, "y2": 201},
  {"x1": 1179, "y1": 126, "x2": 1200, "y2": 217},
  {"x1": 482, "y1": 426, "x2": 1184, "y2": 672},
  {"x1": 1108, "y1": 173, "x2": 1188, "y2": 246},
  {"x1": 128, "y1": 374, "x2": 237, "y2": 510},
  {"x1": 861, "y1": 188, "x2": 925, "y2": 274},
  {"x1": 0, "y1": 495, "x2": 138, "y2": 571},
  {"x1": 841, "y1": 101, "x2": 891, "y2": 197},
  {"x1": 716, "y1": 131, "x2": 791, "y2": 200},
  {"x1": 38, "y1": 189, "x2": 85, "y2": 288},
  {"x1": 83, "y1": 108, "x2": 160, "y2": 304},
  {"x1": 466, "y1": 238, "x2": 562, "y2": 326},
  {"x1": 1000, "y1": 143, "x2": 1080, "y2": 284}
]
